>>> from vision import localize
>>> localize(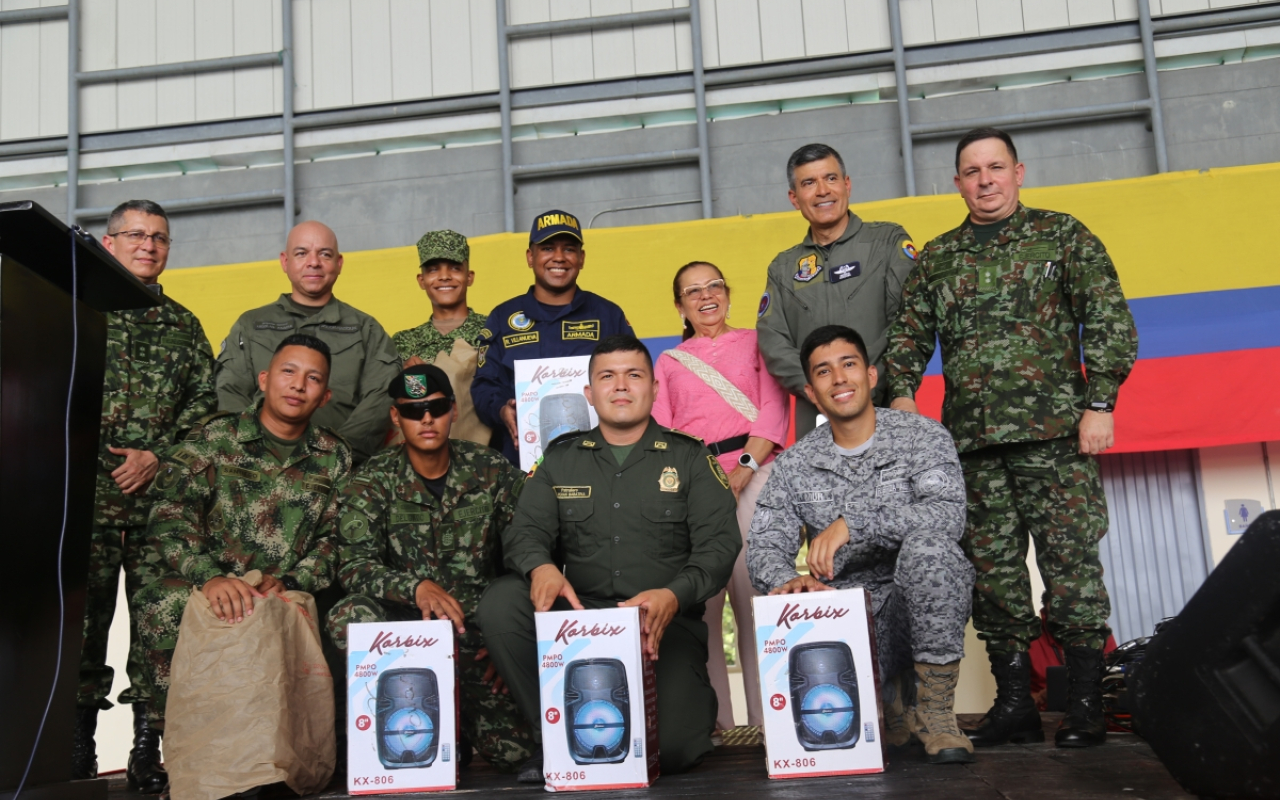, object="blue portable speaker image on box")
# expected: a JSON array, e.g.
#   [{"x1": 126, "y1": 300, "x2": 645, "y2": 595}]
[
  {"x1": 540, "y1": 393, "x2": 592, "y2": 445},
  {"x1": 377, "y1": 668, "x2": 440, "y2": 768},
  {"x1": 790, "y1": 642, "x2": 860, "y2": 751},
  {"x1": 565, "y1": 658, "x2": 631, "y2": 765}
]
